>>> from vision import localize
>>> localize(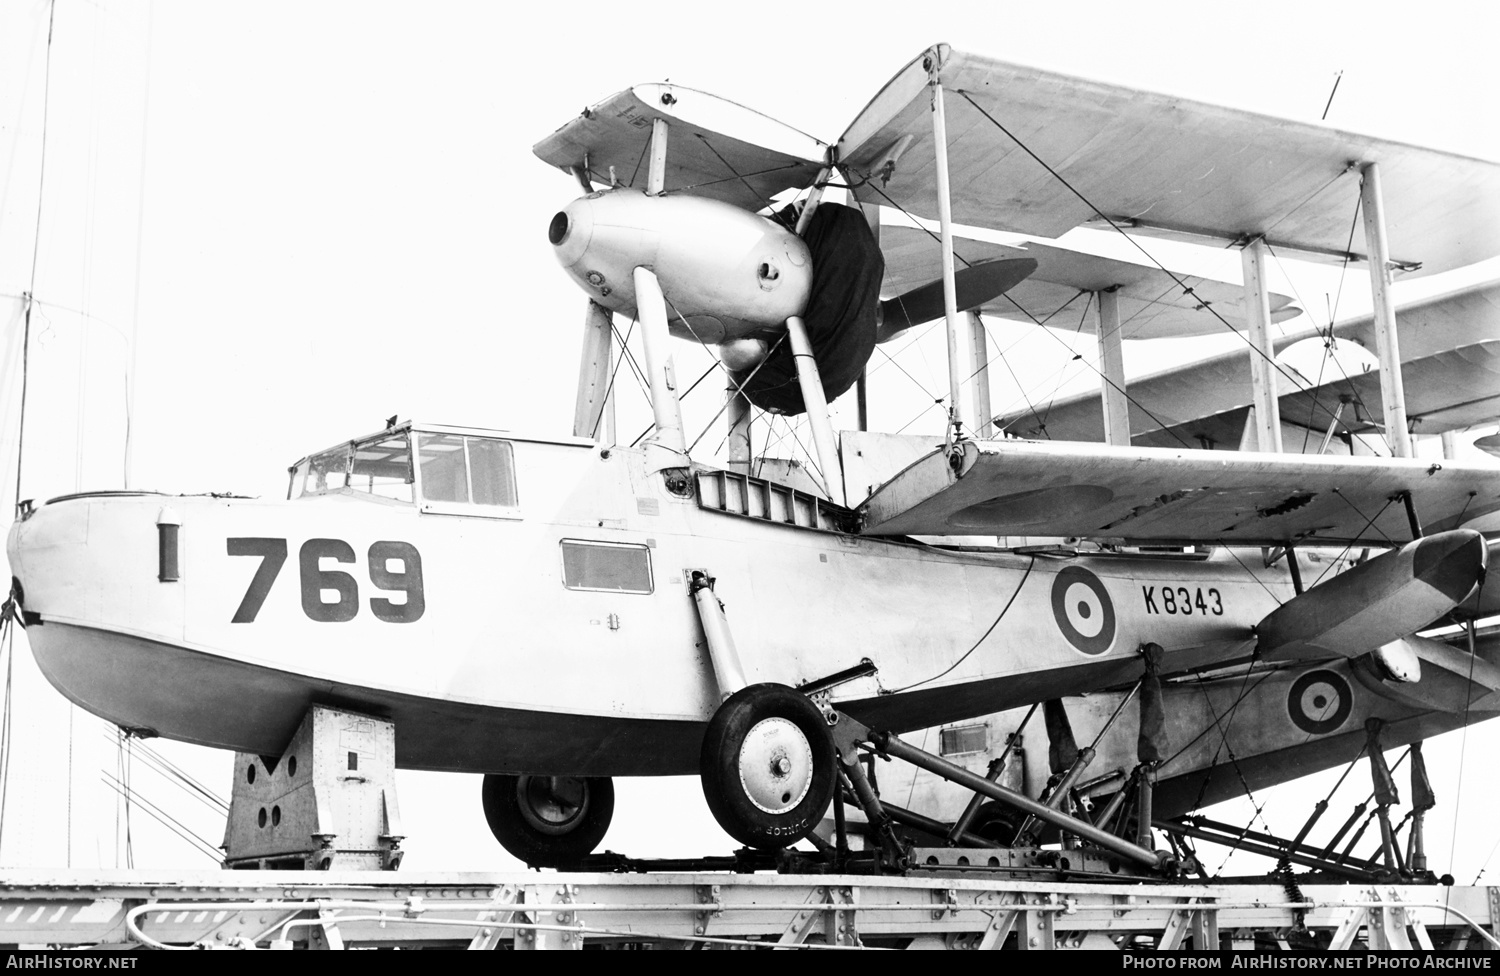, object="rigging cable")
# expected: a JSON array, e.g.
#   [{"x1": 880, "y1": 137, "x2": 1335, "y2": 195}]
[
  {"x1": 608, "y1": 321, "x2": 654, "y2": 417},
  {"x1": 15, "y1": 0, "x2": 58, "y2": 513},
  {"x1": 97, "y1": 729, "x2": 229, "y2": 816},
  {"x1": 860, "y1": 179, "x2": 1199, "y2": 445},
  {"x1": 780, "y1": 417, "x2": 826, "y2": 489},
  {"x1": 589, "y1": 317, "x2": 635, "y2": 442},
  {"x1": 683, "y1": 333, "x2": 787, "y2": 455},
  {"x1": 628, "y1": 360, "x2": 721, "y2": 449},
  {"x1": 886, "y1": 555, "x2": 1036, "y2": 694},
  {"x1": 1282, "y1": 202, "x2": 1367, "y2": 454},
  {"x1": 1, "y1": 0, "x2": 59, "y2": 863},
  {"x1": 99, "y1": 772, "x2": 221, "y2": 864},
  {"x1": 1033, "y1": 291, "x2": 1095, "y2": 433},
  {"x1": 953, "y1": 90, "x2": 1358, "y2": 440},
  {"x1": 0, "y1": 610, "x2": 15, "y2": 858},
  {"x1": 1182, "y1": 666, "x2": 1280, "y2": 862},
  {"x1": 693, "y1": 134, "x2": 799, "y2": 229},
  {"x1": 1447, "y1": 577, "x2": 1486, "y2": 899},
  {"x1": 1265, "y1": 234, "x2": 1391, "y2": 458}
]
